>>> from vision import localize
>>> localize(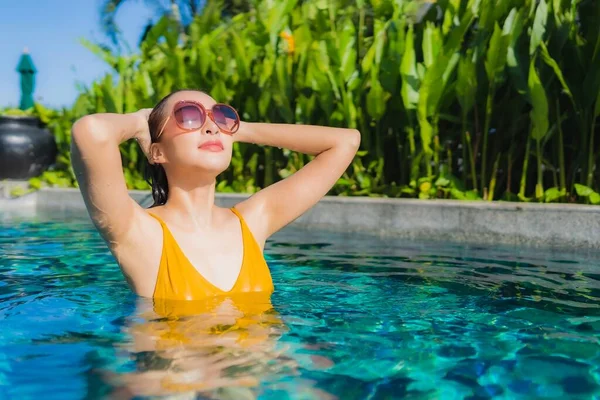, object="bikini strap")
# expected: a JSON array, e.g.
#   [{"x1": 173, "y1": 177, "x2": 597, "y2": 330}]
[
  {"x1": 147, "y1": 212, "x2": 166, "y2": 228},
  {"x1": 229, "y1": 207, "x2": 247, "y2": 226}
]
